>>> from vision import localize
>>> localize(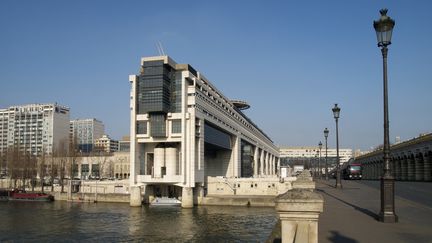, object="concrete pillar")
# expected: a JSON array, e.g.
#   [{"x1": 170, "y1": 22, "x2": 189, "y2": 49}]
[
  {"x1": 130, "y1": 186, "x2": 142, "y2": 207},
  {"x1": 265, "y1": 152, "x2": 270, "y2": 175},
  {"x1": 415, "y1": 155, "x2": 424, "y2": 181},
  {"x1": 424, "y1": 153, "x2": 432, "y2": 181},
  {"x1": 407, "y1": 156, "x2": 415, "y2": 181},
  {"x1": 394, "y1": 158, "x2": 401, "y2": 181},
  {"x1": 193, "y1": 185, "x2": 204, "y2": 205},
  {"x1": 260, "y1": 149, "x2": 264, "y2": 176},
  {"x1": 400, "y1": 157, "x2": 408, "y2": 181},
  {"x1": 275, "y1": 189, "x2": 323, "y2": 243},
  {"x1": 181, "y1": 187, "x2": 193, "y2": 208},
  {"x1": 154, "y1": 147, "x2": 165, "y2": 178},
  {"x1": 165, "y1": 147, "x2": 177, "y2": 176},
  {"x1": 253, "y1": 147, "x2": 259, "y2": 177}
]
